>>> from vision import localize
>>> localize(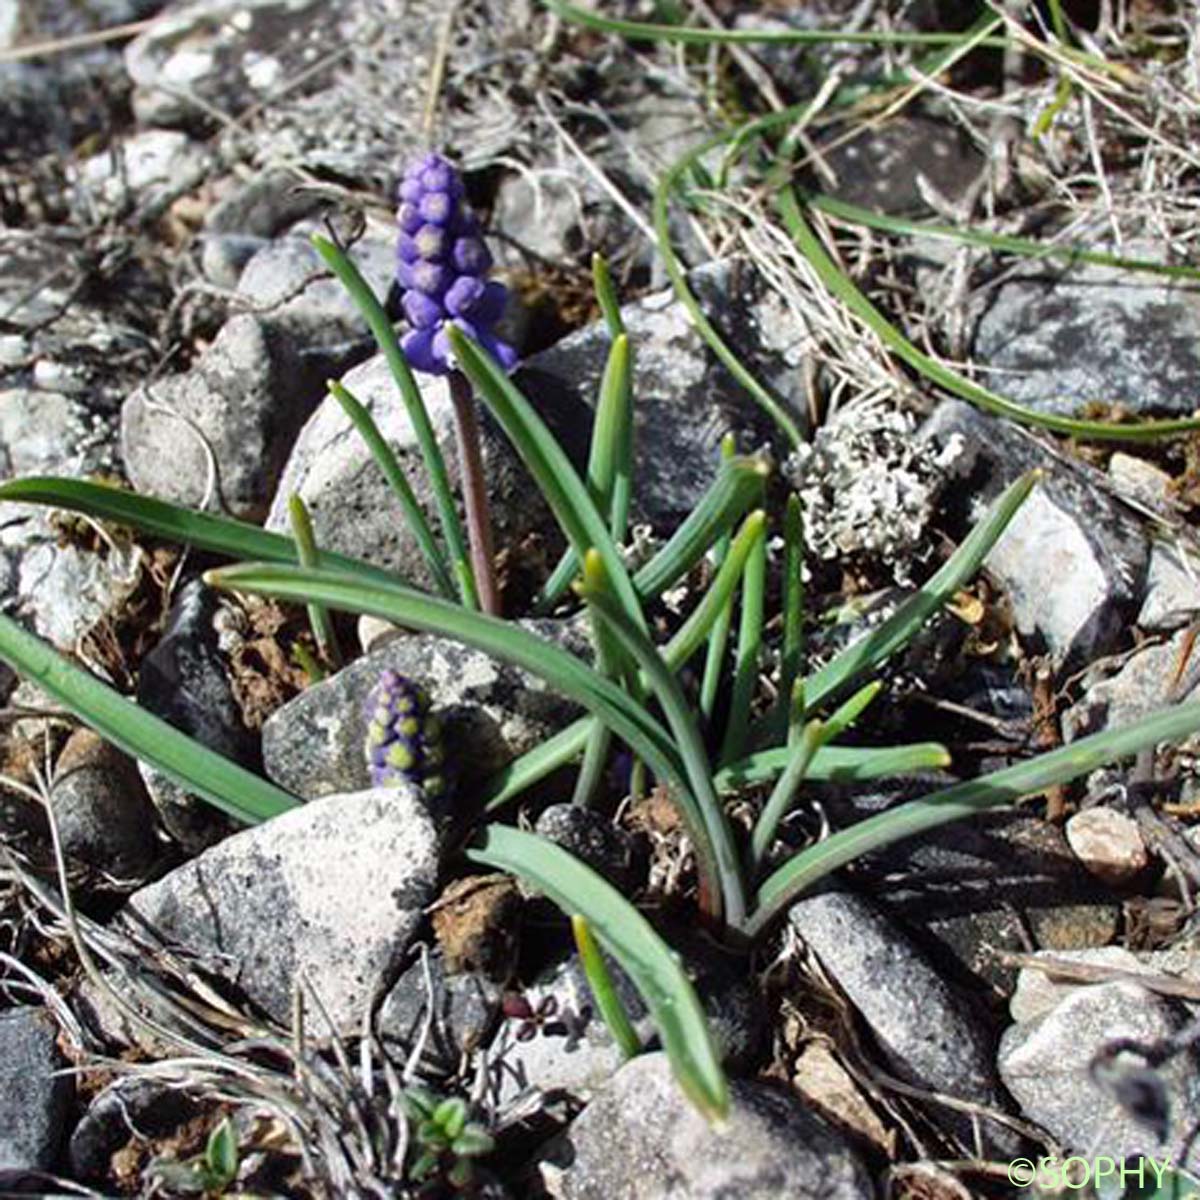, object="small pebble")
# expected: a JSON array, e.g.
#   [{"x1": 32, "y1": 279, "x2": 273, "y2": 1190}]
[{"x1": 1065, "y1": 807, "x2": 1149, "y2": 888}]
